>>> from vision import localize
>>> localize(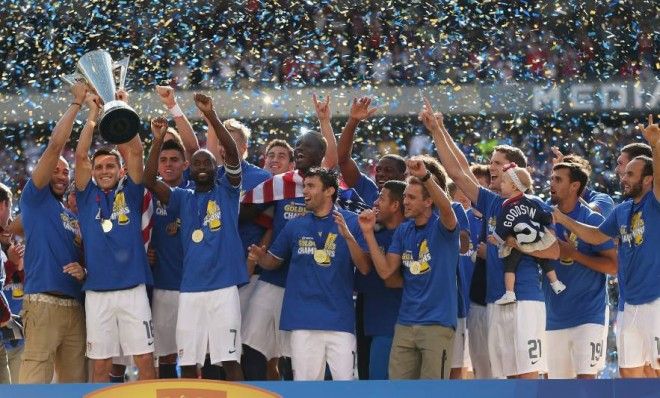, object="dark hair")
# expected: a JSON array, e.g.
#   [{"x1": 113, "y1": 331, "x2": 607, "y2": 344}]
[
  {"x1": 417, "y1": 155, "x2": 447, "y2": 191},
  {"x1": 305, "y1": 167, "x2": 339, "y2": 203},
  {"x1": 161, "y1": 139, "x2": 186, "y2": 160},
  {"x1": 380, "y1": 154, "x2": 407, "y2": 175},
  {"x1": 494, "y1": 145, "x2": 527, "y2": 168},
  {"x1": 0, "y1": 183, "x2": 12, "y2": 204},
  {"x1": 383, "y1": 180, "x2": 406, "y2": 214},
  {"x1": 266, "y1": 139, "x2": 294, "y2": 162},
  {"x1": 562, "y1": 154, "x2": 592, "y2": 176},
  {"x1": 470, "y1": 164, "x2": 491, "y2": 186},
  {"x1": 622, "y1": 143, "x2": 652, "y2": 160},
  {"x1": 553, "y1": 162, "x2": 589, "y2": 196},
  {"x1": 301, "y1": 132, "x2": 327, "y2": 157},
  {"x1": 633, "y1": 155, "x2": 653, "y2": 179},
  {"x1": 92, "y1": 147, "x2": 123, "y2": 167}
]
